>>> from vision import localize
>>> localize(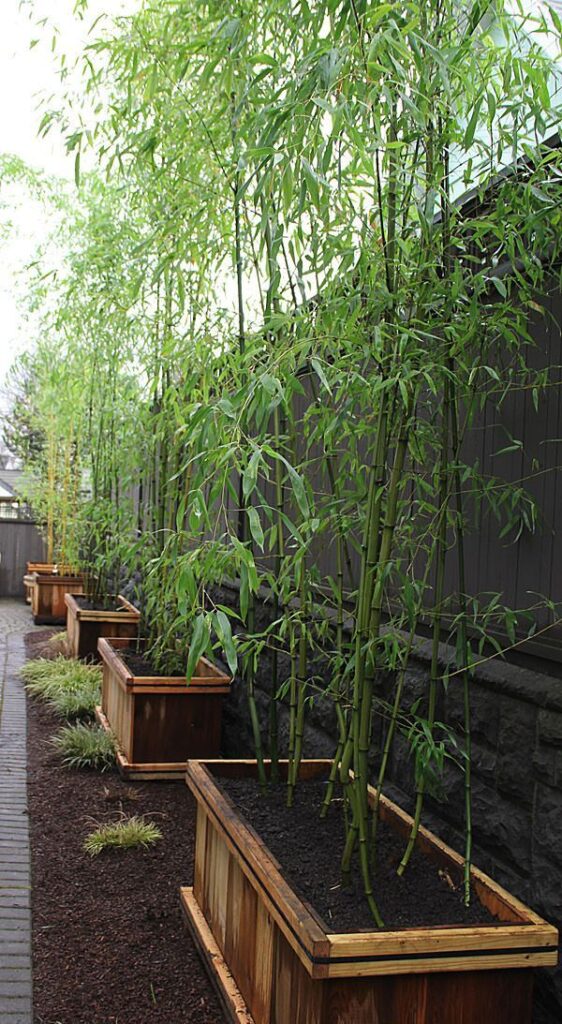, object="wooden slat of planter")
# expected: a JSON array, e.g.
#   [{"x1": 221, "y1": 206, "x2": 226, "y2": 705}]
[
  {"x1": 272, "y1": 935, "x2": 324, "y2": 1024},
  {"x1": 127, "y1": 682, "x2": 231, "y2": 694},
  {"x1": 205, "y1": 811, "x2": 230, "y2": 950},
  {"x1": 194, "y1": 804, "x2": 208, "y2": 907},
  {"x1": 115, "y1": 754, "x2": 187, "y2": 780},
  {"x1": 79, "y1": 610, "x2": 138, "y2": 623},
  {"x1": 101, "y1": 670, "x2": 230, "y2": 696},
  {"x1": 70, "y1": 607, "x2": 139, "y2": 623},
  {"x1": 95, "y1": 709, "x2": 189, "y2": 780},
  {"x1": 180, "y1": 887, "x2": 255, "y2": 1024},
  {"x1": 221, "y1": 841, "x2": 275, "y2": 1024},
  {"x1": 326, "y1": 922, "x2": 556, "y2": 960},
  {"x1": 319, "y1": 968, "x2": 534, "y2": 1024}
]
